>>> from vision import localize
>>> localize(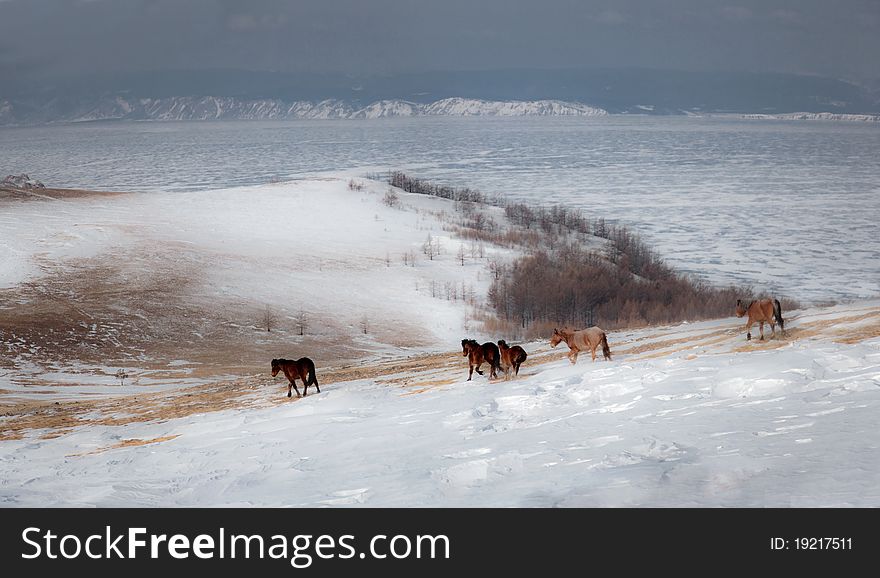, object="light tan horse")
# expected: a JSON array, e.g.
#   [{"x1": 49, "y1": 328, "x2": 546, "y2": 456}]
[
  {"x1": 497, "y1": 339, "x2": 528, "y2": 379},
  {"x1": 735, "y1": 298, "x2": 784, "y2": 341},
  {"x1": 550, "y1": 327, "x2": 611, "y2": 364}
]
